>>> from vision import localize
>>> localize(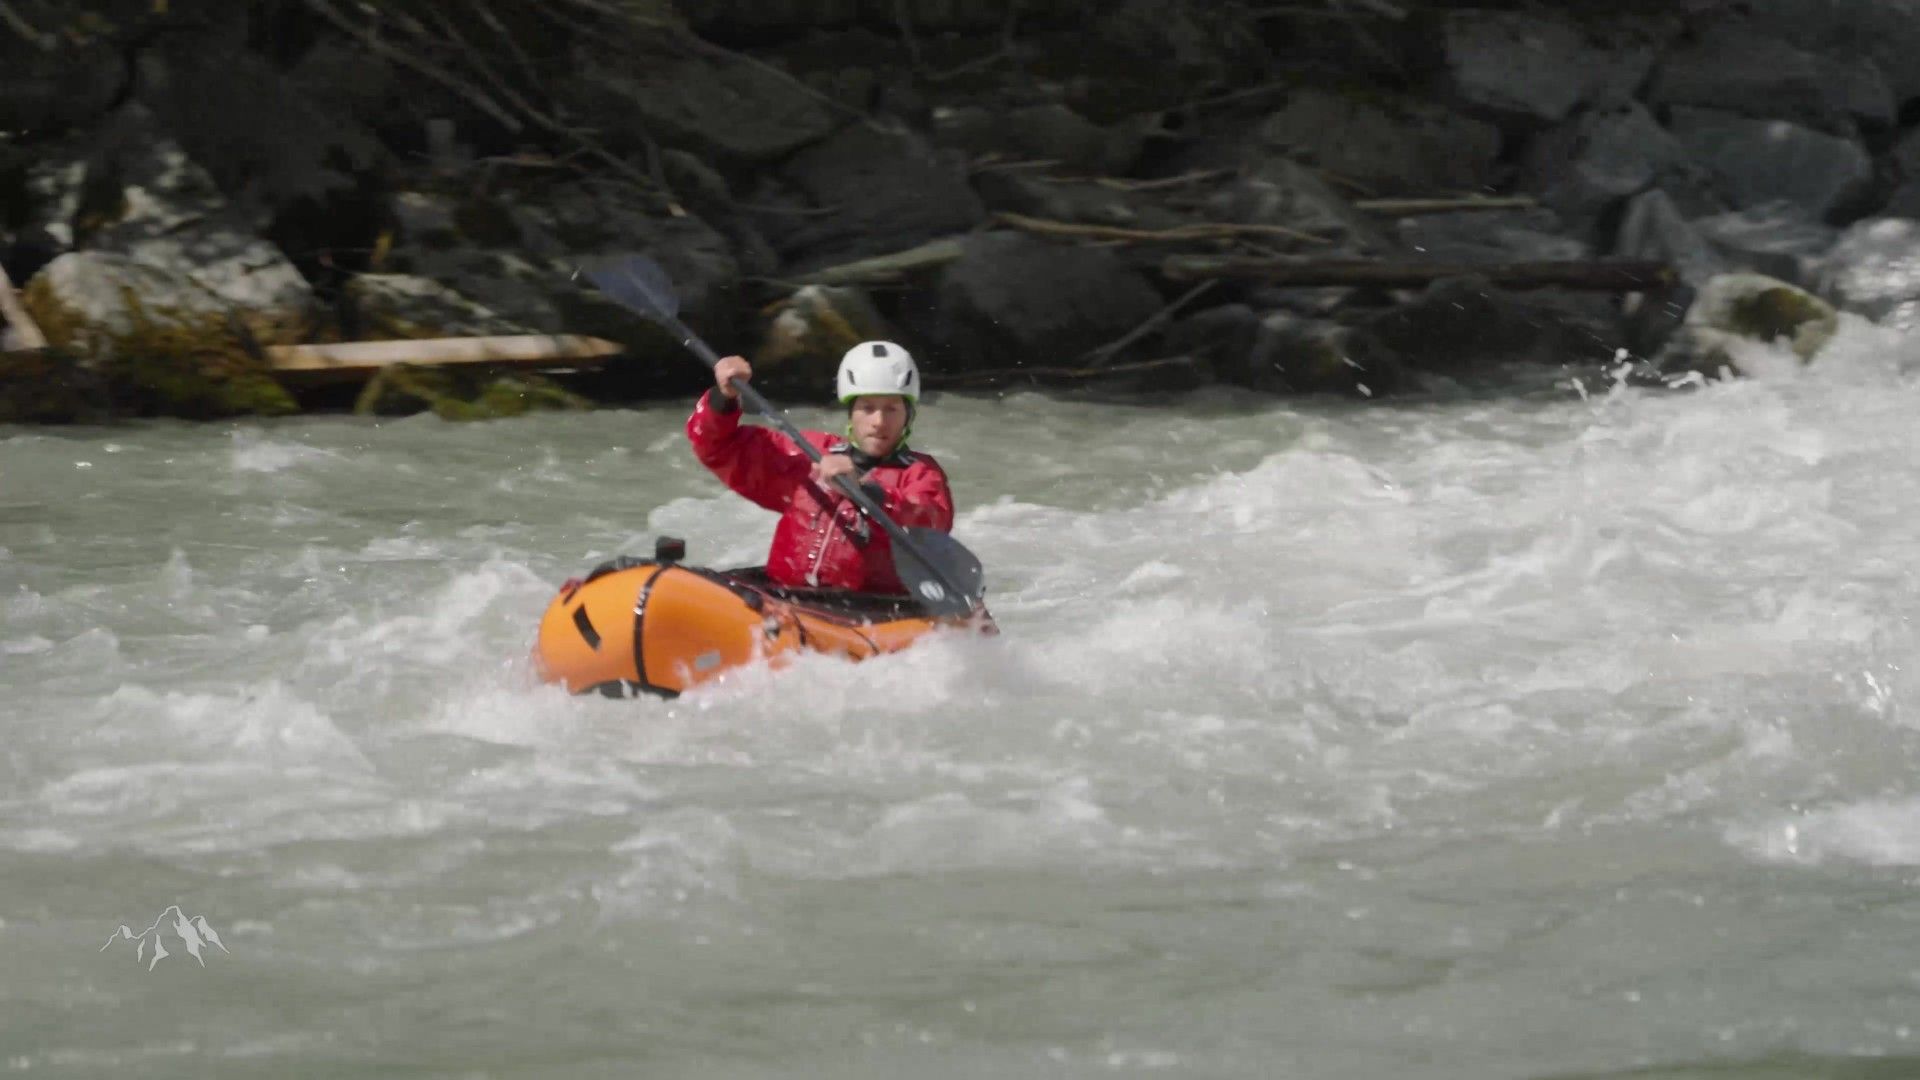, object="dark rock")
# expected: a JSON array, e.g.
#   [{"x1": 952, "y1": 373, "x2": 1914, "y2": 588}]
[
  {"x1": 1438, "y1": 10, "x2": 1647, "y2": 123},
  {"x1": 1518, "y1": 103, "x2": 1701, "y2": 238},
  {"x1": 75, "y1": 107, "x2": 316, "y2": 340},
  {"x1": 134, "y1": 37, "x2": 387, "y2": 216},
  {"x1": 1614, "y1": 189, "x2": 1729, "y2": 286},
  {"x1": 563, "y1": 33, "x2": 846, "y2": 163},
  {"x1": 1059, "y1": 0, "x2": 1269, "y2": 118},
  {"x1": 1164, "y1": 303, "x2": 1261, "y2": 366},
  {"x1": 1258, "y1": 87, "x2": 1501, "y2": 197},
  {"x1": 930, "y1": 232, "x2": 1164, "y2": 371},
  {"x1": 0, "y1": 346, "x2": 107, "y2": 424},
  {"x1": 1646, "y1": 26, "x2": 1884, "y2": 133},
  {"x1": 1200, "y1": 158, "x2": 1392, "y2": 253},
  {"x1": 343, "y1": 274, "x2": 534, "y2": 339},
  {"x1": 972, "y1": 173, "x2": 1186, "y2": 231},
  {"x1": 1241, "y1": 313, "x2": 1401, "y2": 397},
  {"x1": 0, "y1": 34, "x2": 126, "y2": 136},
  {"x1": 1743, "y1": 0, "x2": 1920, "y2": 105},
  {"x1": 1363, "y1": 276, "x2": 1625, "y2": 375},
  {"x1": 1395, "y1": 208, "x2": 1590, "y2": 264},
  {"x1": 766, "y1": 125, "x2": 984, "y2": 269},
  {"x1": 1691, "y1": 204, "x2": 1837, "y2": 288},
  {"x1": 1670, "y1": 108, "x2": 1873, "y2": 222},
  {"x1": 1817, "y1": 217, "x2": 1920, "y2": 331},
  {"x1": 999, "y1": 104, "x2": 1162, "y2": 175}
]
